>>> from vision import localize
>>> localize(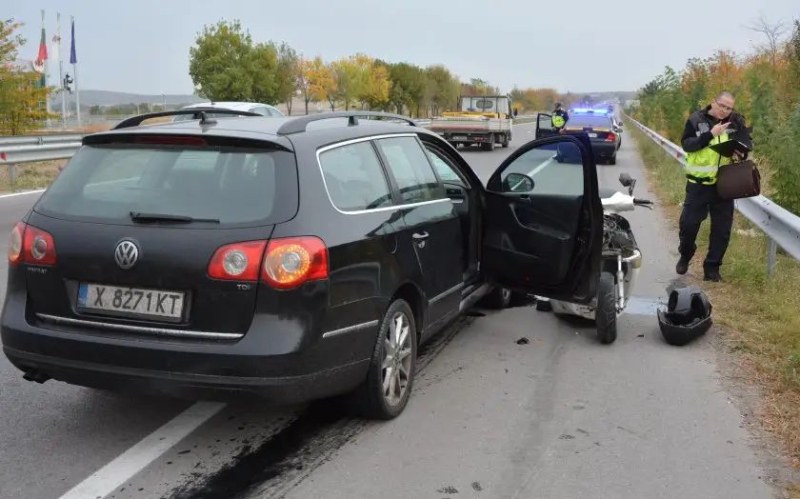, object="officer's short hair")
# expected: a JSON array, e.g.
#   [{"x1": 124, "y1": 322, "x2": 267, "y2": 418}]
[{"x1": 716, "y1": 91, "x2": 735, "y2": 102}]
